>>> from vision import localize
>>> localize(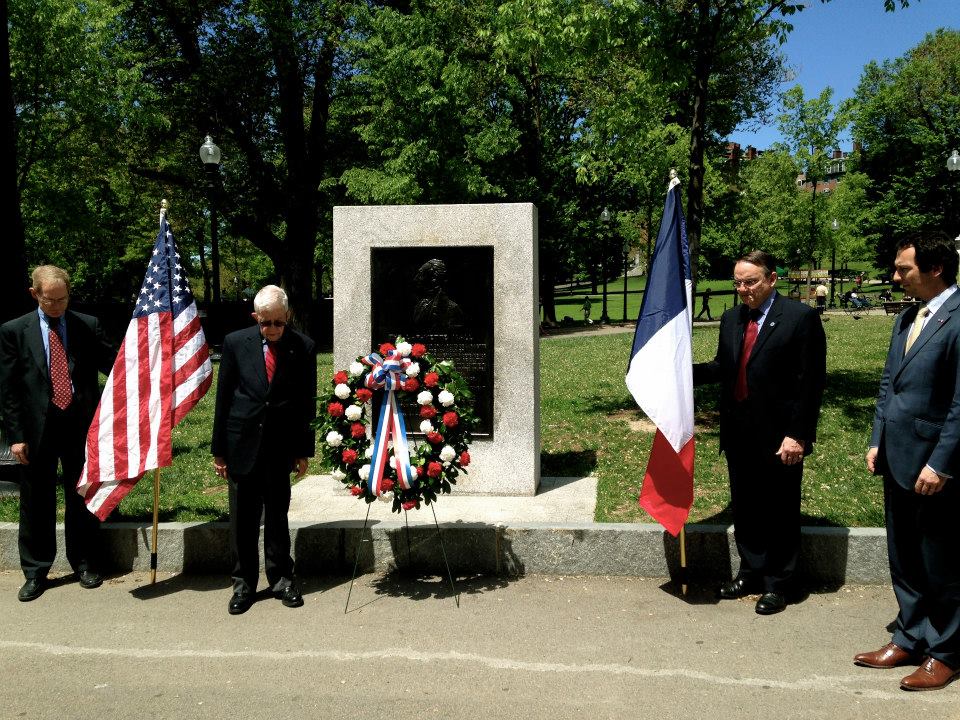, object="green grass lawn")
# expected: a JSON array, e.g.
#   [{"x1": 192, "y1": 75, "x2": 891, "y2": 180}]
[
  {"x1": 1, "y1": 314, "x2": 893, "y2": 527},
  {"x1": 542, "y1": 313, "x2": 892, "y2": 527}
]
